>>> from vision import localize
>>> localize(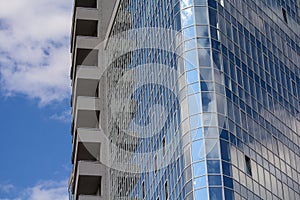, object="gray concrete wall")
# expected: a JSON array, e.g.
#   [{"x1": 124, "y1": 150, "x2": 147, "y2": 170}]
[{"x1": 98, "y1": 0, "x2": 117, "y2": 41}]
